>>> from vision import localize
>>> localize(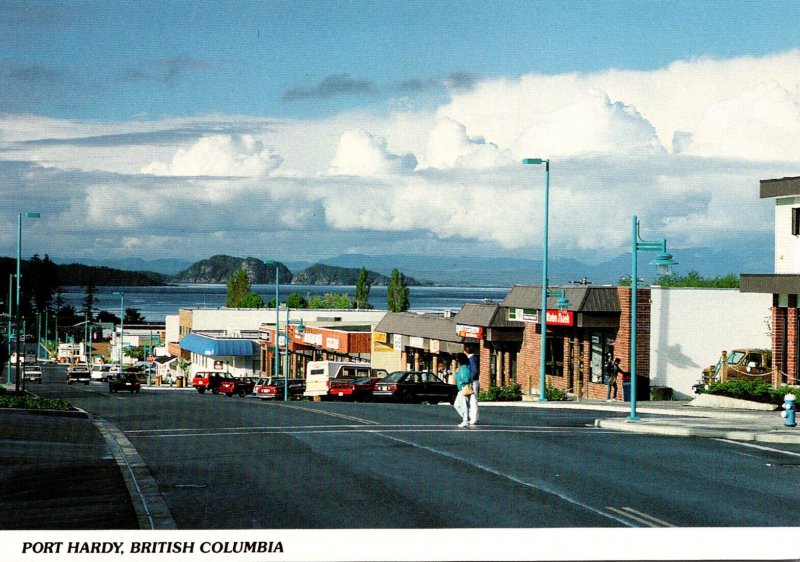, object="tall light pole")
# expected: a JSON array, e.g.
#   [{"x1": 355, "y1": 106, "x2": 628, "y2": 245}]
[
  {"x1": 629, "y1": 215, "x2": 676, "y2": 421},
  {"x1": 523, "y1": 159, "x2": 569, "y2": 401},
  {"x1": 14, "y1": 212, "x2": 40, "y2": 393},
  {"x1": 6, "y1": 275, "x2": 12, "y2": 384},
  {"x1": 112, "y1": 291, "x2": 124, "y2": 372}
]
